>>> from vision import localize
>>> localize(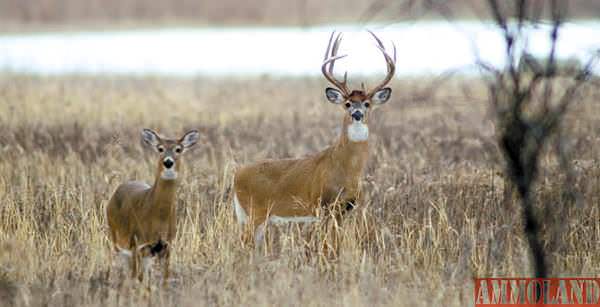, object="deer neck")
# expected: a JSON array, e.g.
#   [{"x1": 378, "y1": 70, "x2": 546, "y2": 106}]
[
  {"x1": 149, "y1": 176, "x2": 178, "y2": 211},
  {"x1": 340, "y1": 115, "x2": 369, "y2": 145},
  {"x1": 333, "y1": 115, "x2": 369, "y2": 167},
  {"x1": 343, "y1": 113, "x2": 370, "y2": 143}
]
